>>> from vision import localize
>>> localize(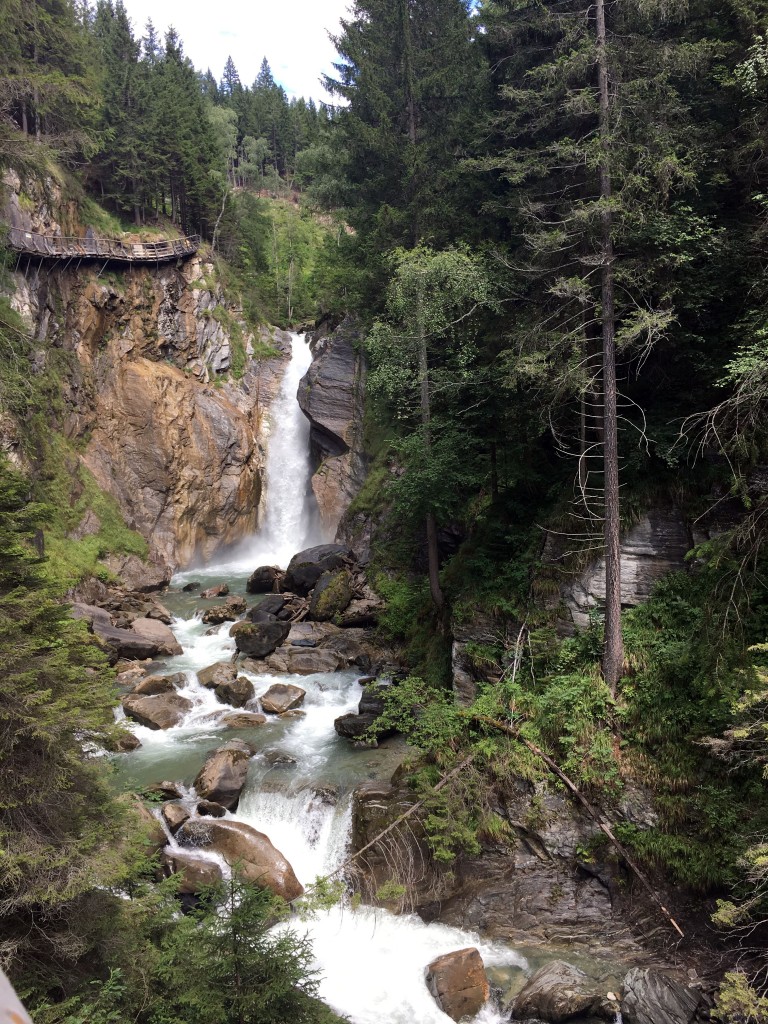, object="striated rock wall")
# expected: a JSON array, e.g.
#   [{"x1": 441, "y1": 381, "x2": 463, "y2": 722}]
[
  {"x1": 4, "y1": 176, "x2": 291, "y2": 571},
  {"x1": 299, "y1": 317, "x2": 367, "y2": 541}
]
